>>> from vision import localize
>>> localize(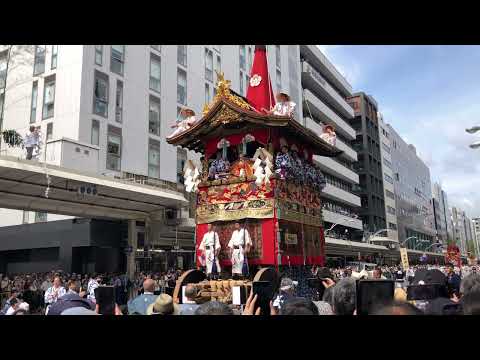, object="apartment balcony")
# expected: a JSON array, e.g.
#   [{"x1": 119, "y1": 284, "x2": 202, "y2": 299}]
[
  {"x1": 300, "y1": 45, "x2": 353, "y2": 97},
  {"x1": 303, "y1": 89, "x2": 356, "y2": 140},
  {"x1": 314, "y1": 155, "x2": 359, "y2": 184},
  {"x1": 301, "y1": 62, "x2": 354, "y2": 120},
  {"x1": 322, "y1": 209, "x2": 363, "y2": 230},
  {"x1": 322, "y1": 183, "x2": 361, "y2": 207}
]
